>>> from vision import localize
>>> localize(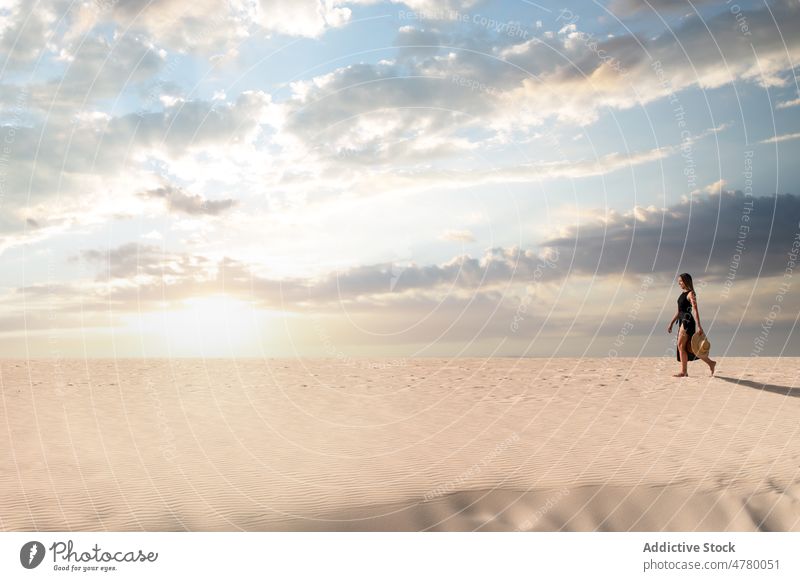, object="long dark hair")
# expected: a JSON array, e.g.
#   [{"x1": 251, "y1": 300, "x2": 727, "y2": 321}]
[{"x1": 679, "y1": 273, "x2": 695, "y2": 294}]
